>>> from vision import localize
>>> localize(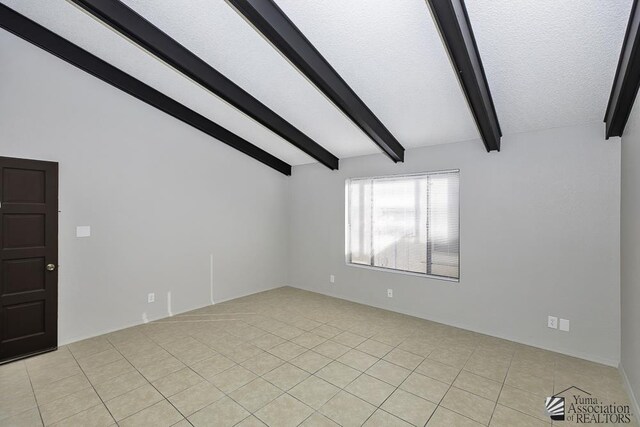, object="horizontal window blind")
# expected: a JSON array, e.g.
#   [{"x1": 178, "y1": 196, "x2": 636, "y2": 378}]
[{"x1": 346, "y1": 170, "x2": 459, "y2": 280}]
